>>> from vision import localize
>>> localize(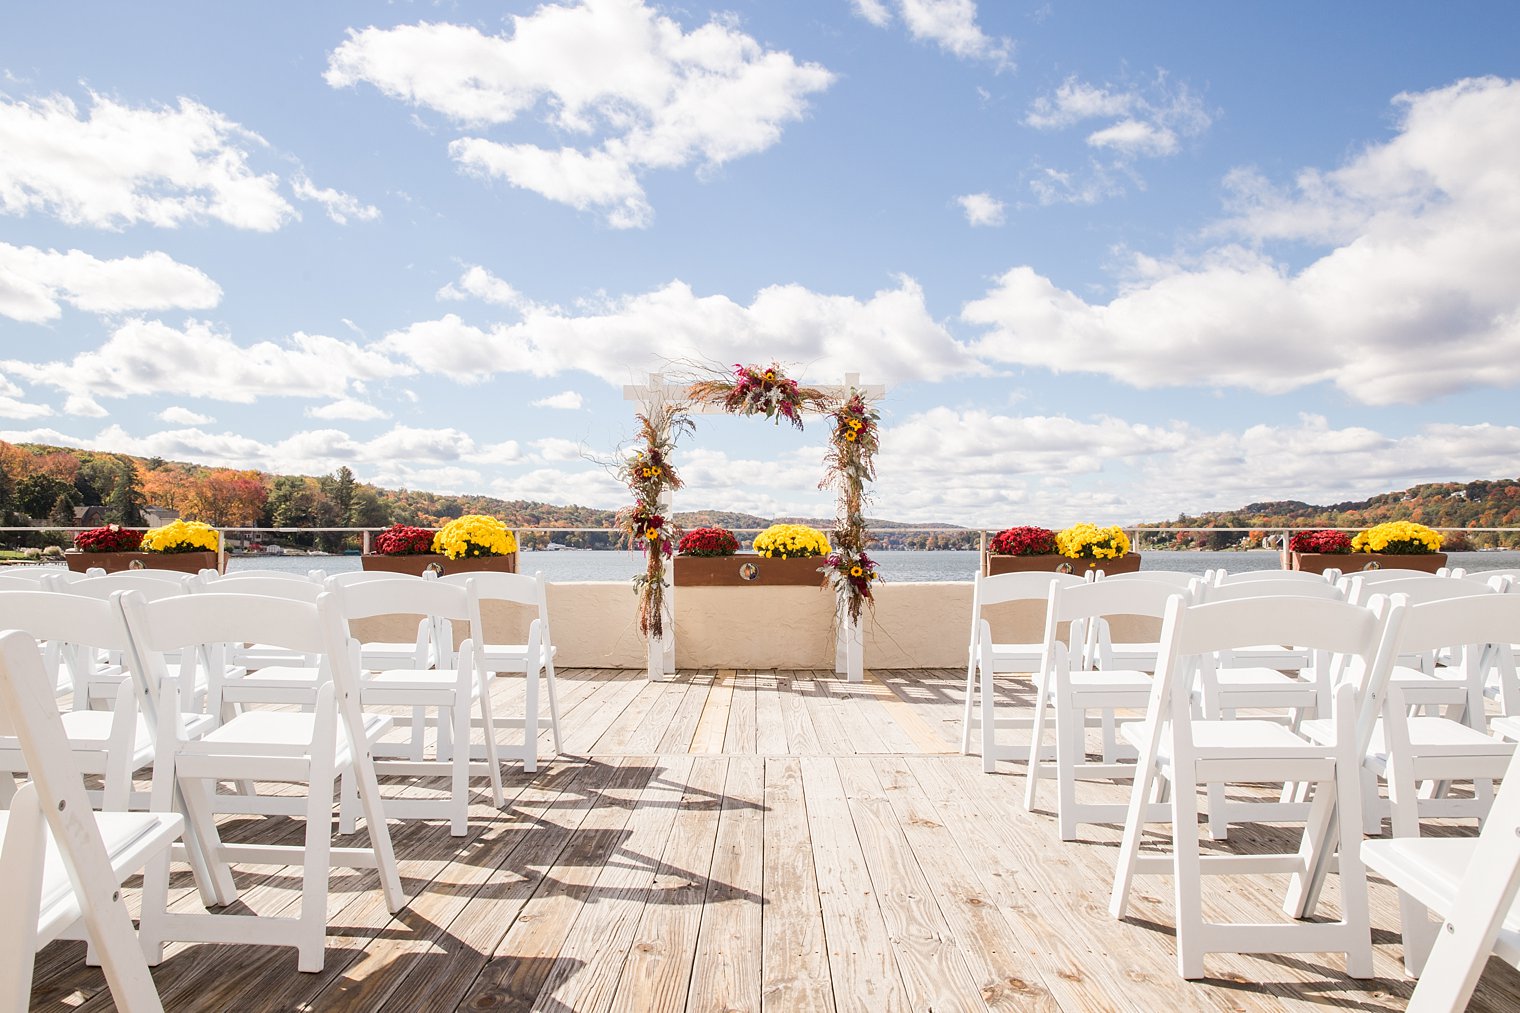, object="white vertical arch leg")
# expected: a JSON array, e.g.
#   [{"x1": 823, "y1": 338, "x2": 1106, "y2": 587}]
[{"x1": 835, "y1": 605, "x2": 863, "y2": 683}]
